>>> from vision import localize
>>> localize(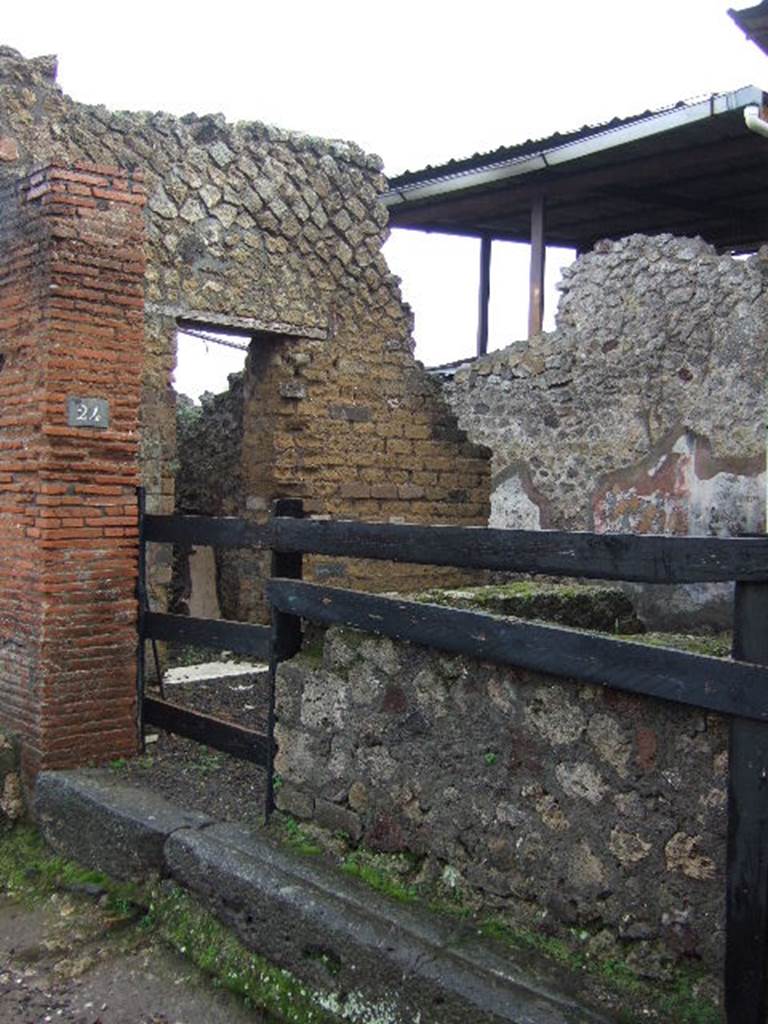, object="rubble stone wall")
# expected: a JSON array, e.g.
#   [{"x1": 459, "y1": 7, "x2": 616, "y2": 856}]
[
  {"x1": 0, "y1": 47, "x2": 490, "y2": 612},
  {"x1": 0, "y1": 729, "x2": 22, "y2": 827},
  {"x1": 275, "y1": 626, "x2": 729, "y2": 986},
  {"x1": 443, "y1": 234, "x2": 767, "y2": 627}
]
